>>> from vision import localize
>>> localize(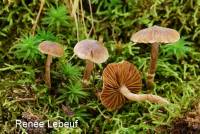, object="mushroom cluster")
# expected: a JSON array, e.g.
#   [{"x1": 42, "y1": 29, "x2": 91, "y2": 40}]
[{"x1": 38, "y1": 25, "x2": 180, "y2": 111}]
